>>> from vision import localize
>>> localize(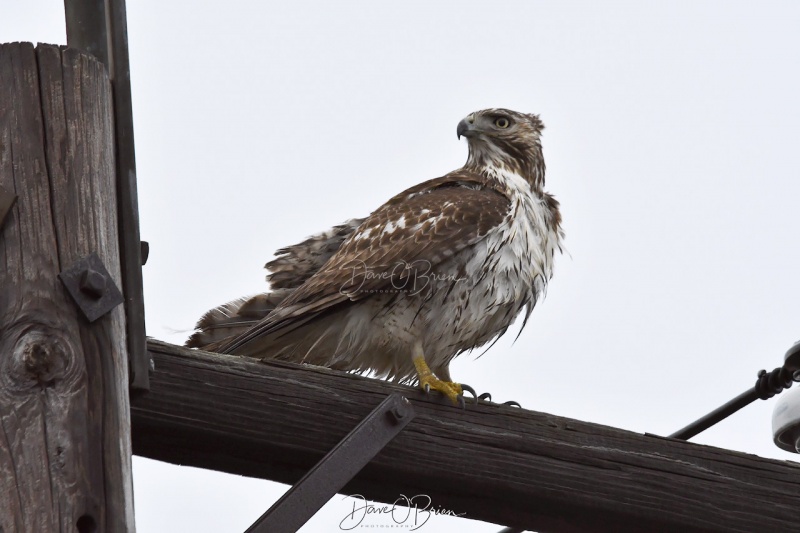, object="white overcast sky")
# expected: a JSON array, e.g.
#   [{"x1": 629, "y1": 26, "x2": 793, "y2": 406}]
[{"x1": 4, "y1": 1, "x2": 800, "y2": 531}]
